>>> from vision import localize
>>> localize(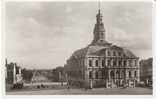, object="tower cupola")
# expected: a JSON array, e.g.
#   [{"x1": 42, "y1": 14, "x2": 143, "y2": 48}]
[{"x1": 91, "y1": 8, "x2": 107, "y2": 45}]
